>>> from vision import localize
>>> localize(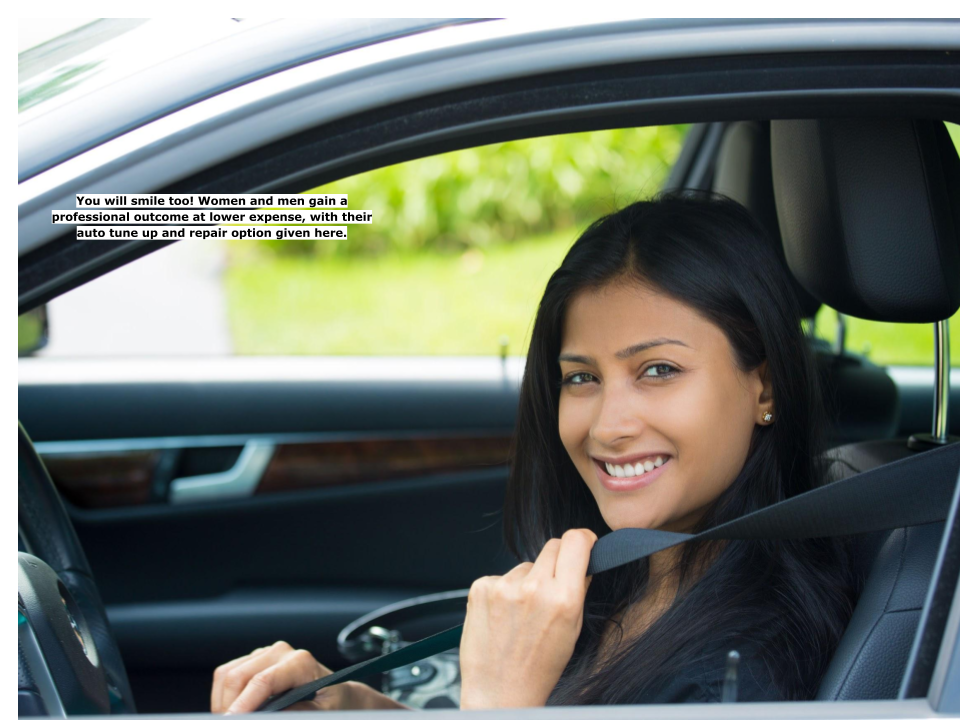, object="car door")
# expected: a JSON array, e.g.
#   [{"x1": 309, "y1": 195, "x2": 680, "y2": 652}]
[{"x1": 20, "y1": 361, "x2": 524, "y2": 713}]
